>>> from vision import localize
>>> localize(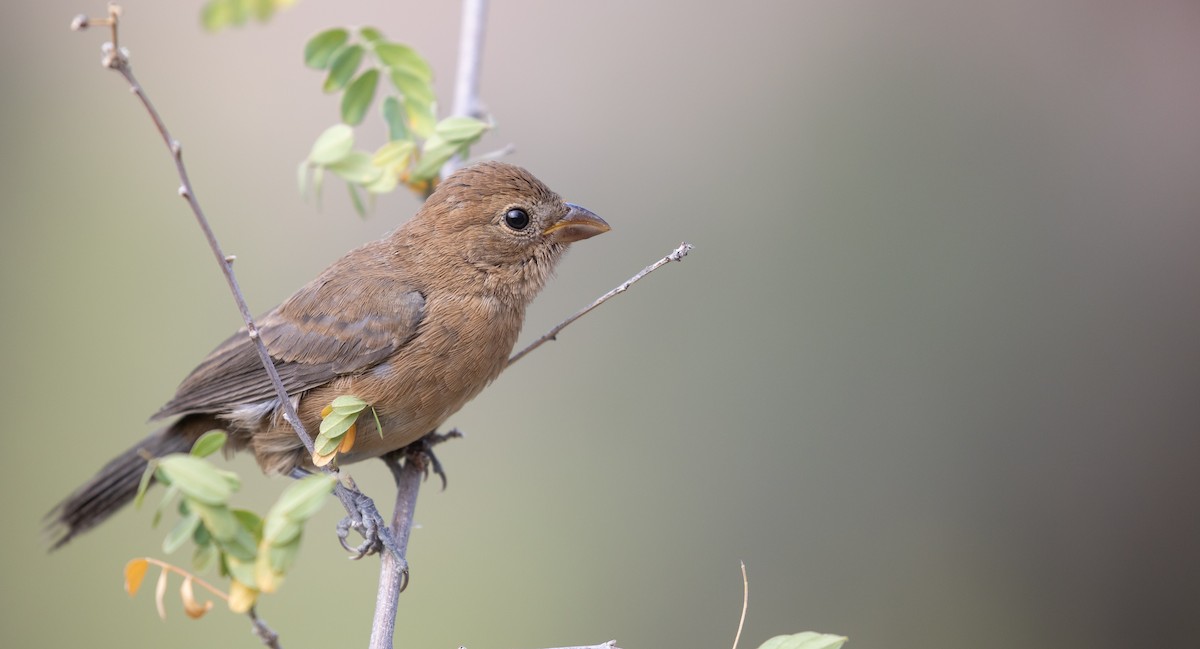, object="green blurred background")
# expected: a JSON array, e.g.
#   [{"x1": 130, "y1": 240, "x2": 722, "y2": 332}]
[{"x1": 4, "y1": 1, "x2": 1199, "y2": 648}]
